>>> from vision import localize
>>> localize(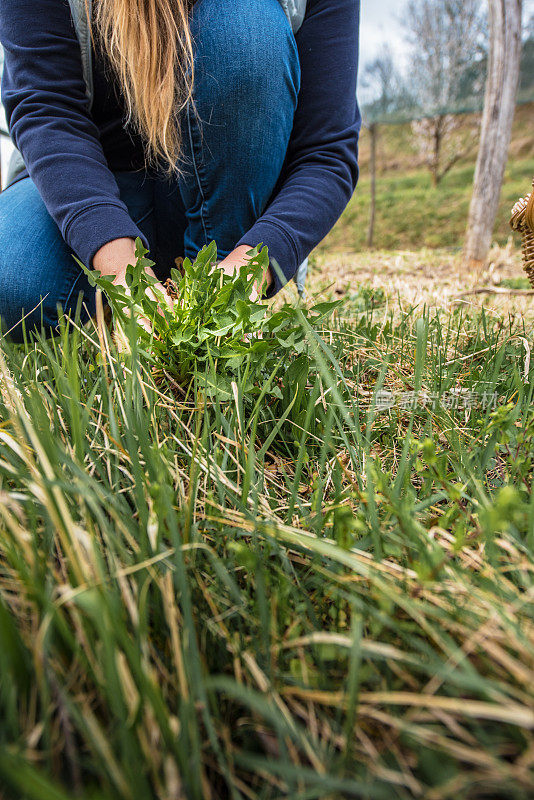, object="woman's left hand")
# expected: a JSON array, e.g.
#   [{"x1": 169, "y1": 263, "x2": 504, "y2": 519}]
[{"x1": 217, "y1": 245, "x2": 272, "y2": 302}]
